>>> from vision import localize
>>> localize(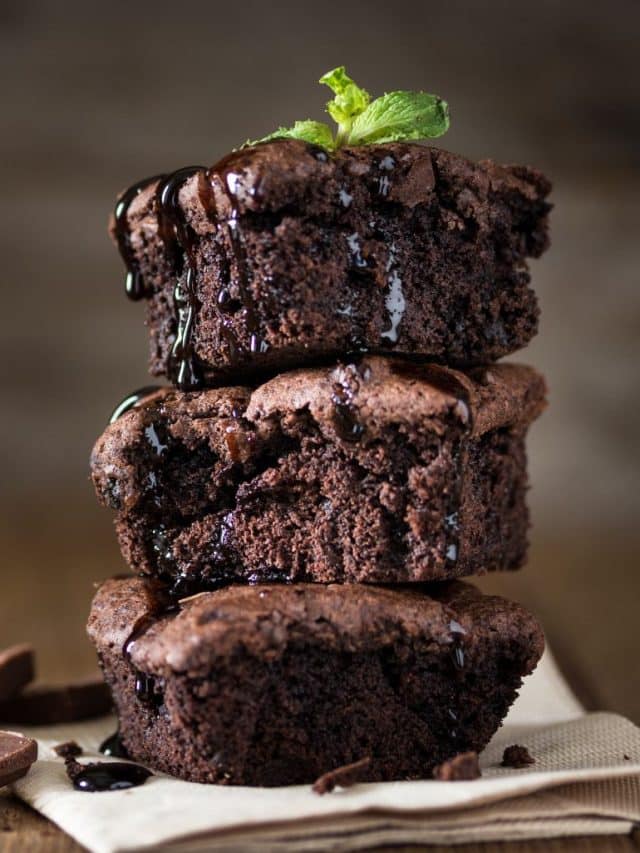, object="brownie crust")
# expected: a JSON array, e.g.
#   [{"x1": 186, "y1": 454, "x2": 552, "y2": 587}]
[
  {"x1": 91, "y1": 357, "x2": 546, "y2": 592},
  {"x1": 113, "y1": 140, "x2": 551, "y2": 387},
  {"x1": 87, "y1": 577, "x2": 544, "y2": 786}
]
